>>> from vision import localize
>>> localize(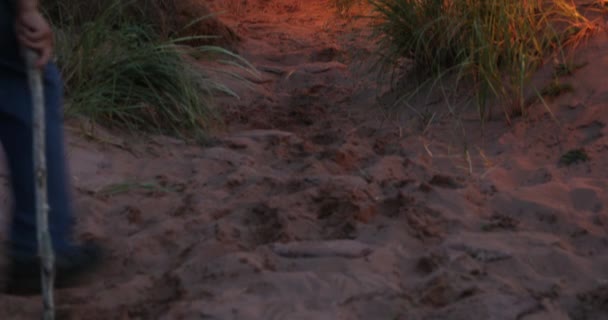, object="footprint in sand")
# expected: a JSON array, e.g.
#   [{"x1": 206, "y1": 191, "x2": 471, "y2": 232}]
[{"x1": 570, "y1": 187, "x2": 603, "y2": 213}]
